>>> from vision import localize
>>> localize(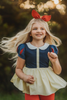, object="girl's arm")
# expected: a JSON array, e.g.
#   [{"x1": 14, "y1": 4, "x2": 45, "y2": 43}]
[
  {"x1": 48, "y1": 52, "x2": 62, "y2": 75},
  {"x1": 15, "y1": 57, "x2": 35, "y2": 84}
]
